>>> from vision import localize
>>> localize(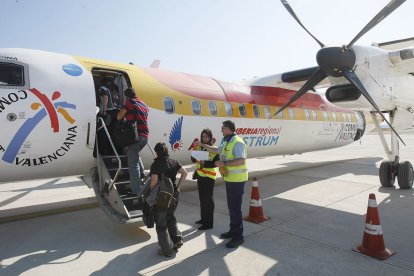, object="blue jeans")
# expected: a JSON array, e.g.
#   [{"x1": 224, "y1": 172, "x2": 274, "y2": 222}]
[{"x1": 127, "y1": 136, "x2": 148, "y2": 195}]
